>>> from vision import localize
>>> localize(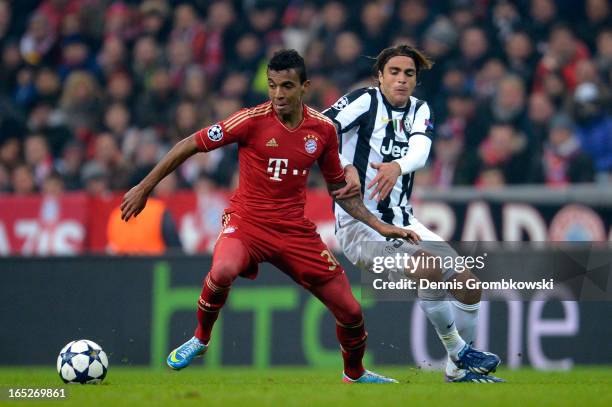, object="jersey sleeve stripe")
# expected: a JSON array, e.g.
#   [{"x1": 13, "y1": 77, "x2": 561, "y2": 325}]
[
  {"x1": 316, "y1": 114, "x2": 336, "y2": 127},
  {"x1": 223, "y1": 111, "x2": 250, "y2": 128},
  {"x1": 224, "y1": 104, "x2": 270, "y2": 127},
  {"x1": 306, "y1": 106, "x2": 326, "y2": 118},
  {"x1": 225, "y1": 107, "x2": 271, "y2": 132},
  {"x1": 307, "y1": 107, "x2": 336, "y2": 126},
  {"x1": 308, "y1": 113, "x2": 338, "y2": 135},
  {"x1": 225, "y1": 115, "x2": 250, "y2": 132},
  {"x1": 224, "y1": 106, "x2": 260, "y2": 126},
  {"x1": 311, "y1": 112, "x2": 337, "y2": 127}
]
